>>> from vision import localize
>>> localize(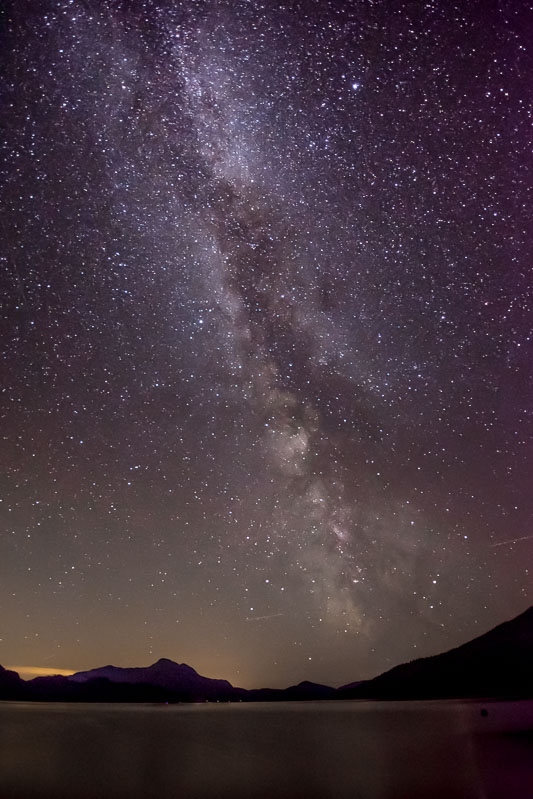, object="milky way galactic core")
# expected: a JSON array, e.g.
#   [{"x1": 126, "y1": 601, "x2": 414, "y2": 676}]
[{"x1": 1, "y1": 0, "x2": 531, "y2": 687}]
